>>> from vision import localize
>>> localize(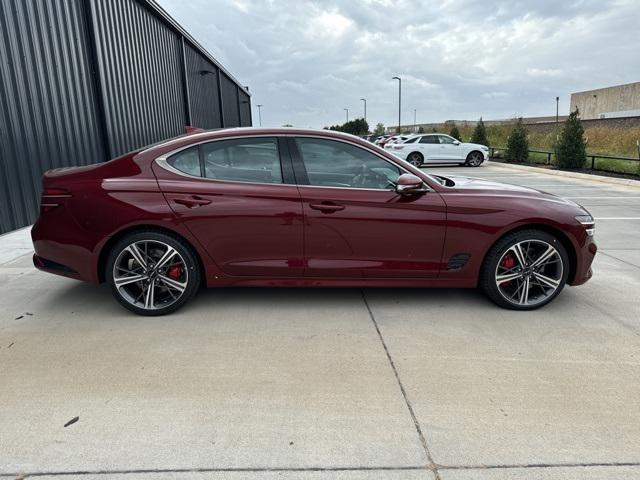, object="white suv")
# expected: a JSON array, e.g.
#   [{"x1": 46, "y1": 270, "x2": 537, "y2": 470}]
[{"x1": 389, "y1": 134, "x2": 489, "y2": 167}]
